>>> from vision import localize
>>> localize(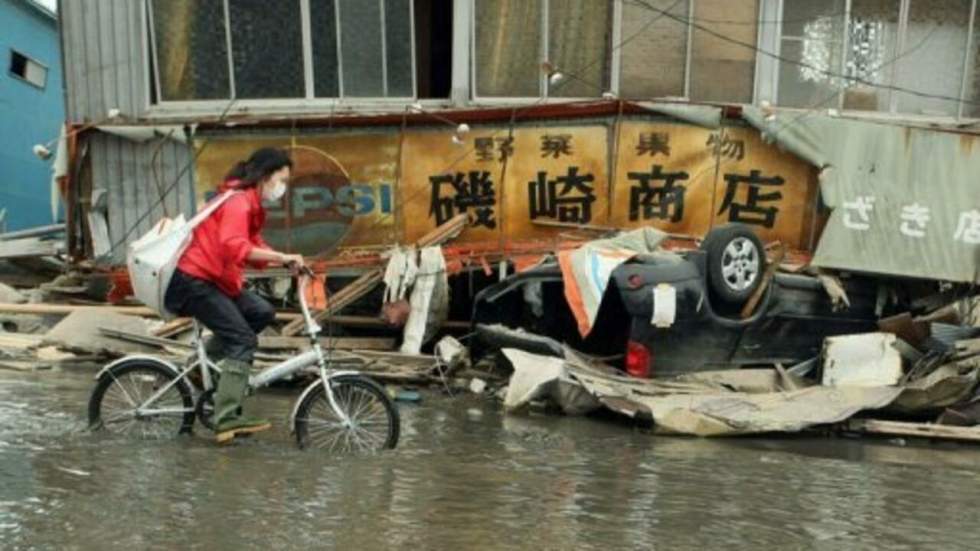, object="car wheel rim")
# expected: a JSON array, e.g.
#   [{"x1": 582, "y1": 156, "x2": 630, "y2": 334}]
[{"x1": 721, "y1": 237, "x2": 760, "y2": 292}]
